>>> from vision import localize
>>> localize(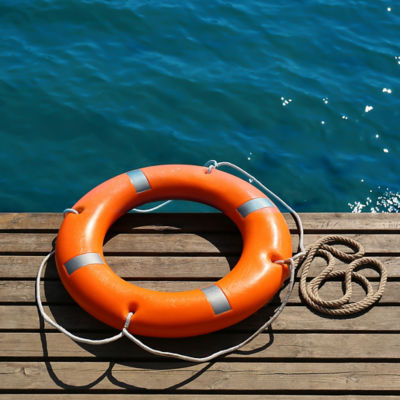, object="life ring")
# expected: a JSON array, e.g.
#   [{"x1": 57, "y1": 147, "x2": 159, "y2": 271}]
[{"x1": 55, "y1": 164, "x2": 292, "y2": 338}]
